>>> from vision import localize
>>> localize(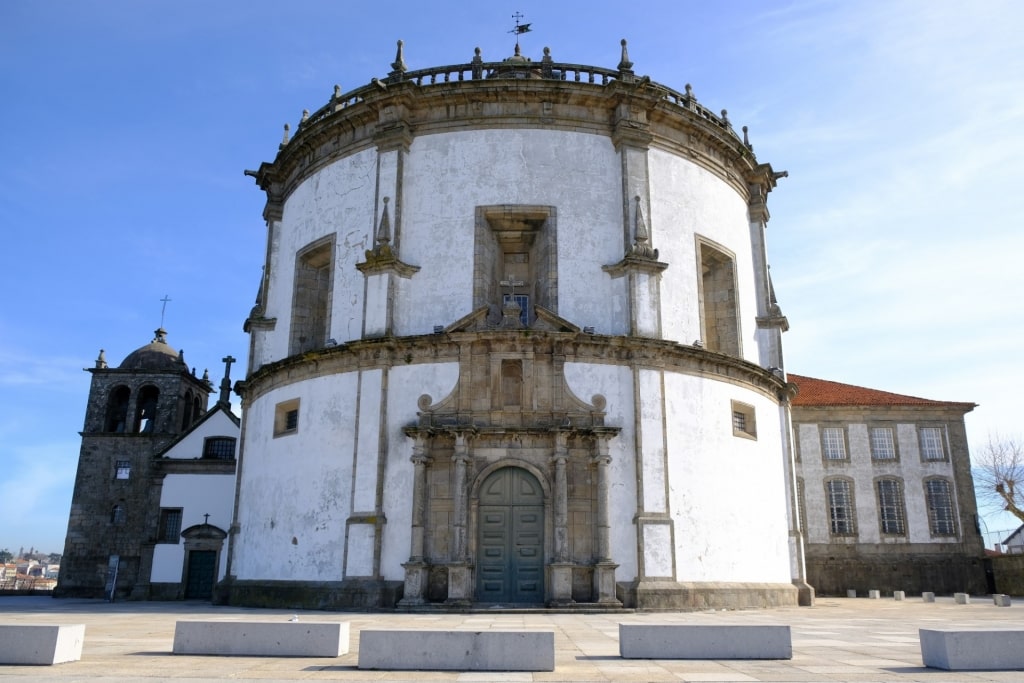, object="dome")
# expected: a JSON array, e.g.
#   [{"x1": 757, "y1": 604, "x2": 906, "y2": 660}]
[{"x1": 119, "y1": 328, "x2": 184, "y2": 371}]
